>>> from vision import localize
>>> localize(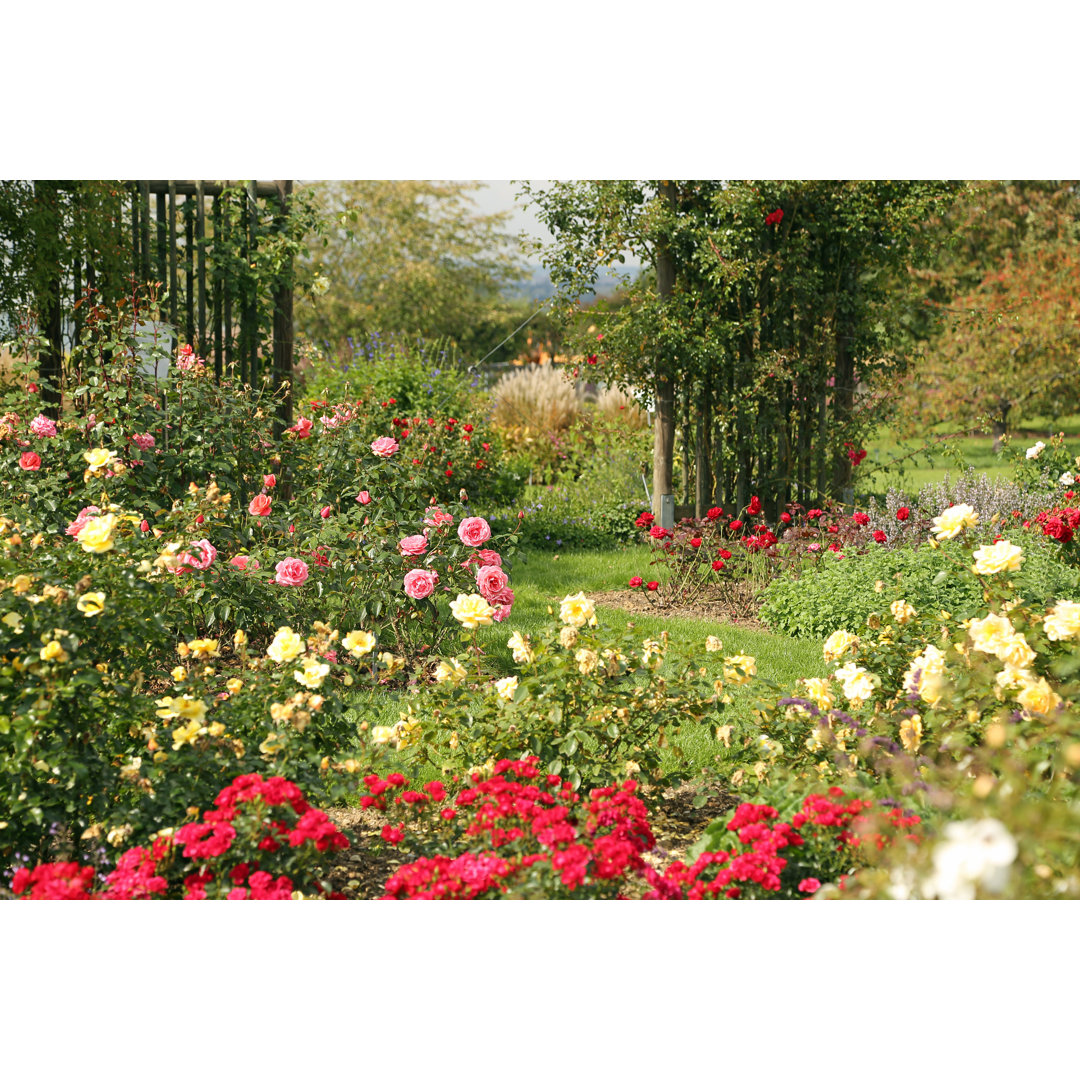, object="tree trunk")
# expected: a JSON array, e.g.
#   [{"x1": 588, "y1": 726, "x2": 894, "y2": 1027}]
[
  {"x1": 992, "y1": 406, "x2": 1010, "y2": 454},
  {"x1": 652, "y1": 180, "x2": 678, "y2": 528},
  {"x1": 695, "y1": 374, "x2": 713, "y2": 516}
]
